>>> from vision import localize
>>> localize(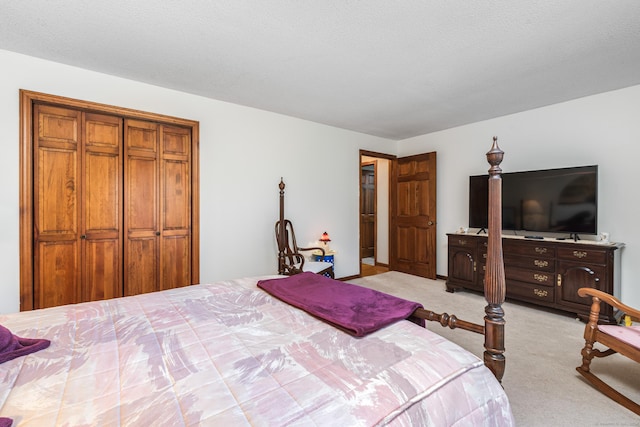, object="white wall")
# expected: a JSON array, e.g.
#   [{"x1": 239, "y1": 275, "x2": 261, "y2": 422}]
[
  {"x1": 0, "y1": 49, "x2": 394, "y2": 314},
  {"x1": 3, "y1": 49, "x2": 639, "y2": 312},
  {"x1": 398, "y1": 85, "x2": 640, "y2": 307}
]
